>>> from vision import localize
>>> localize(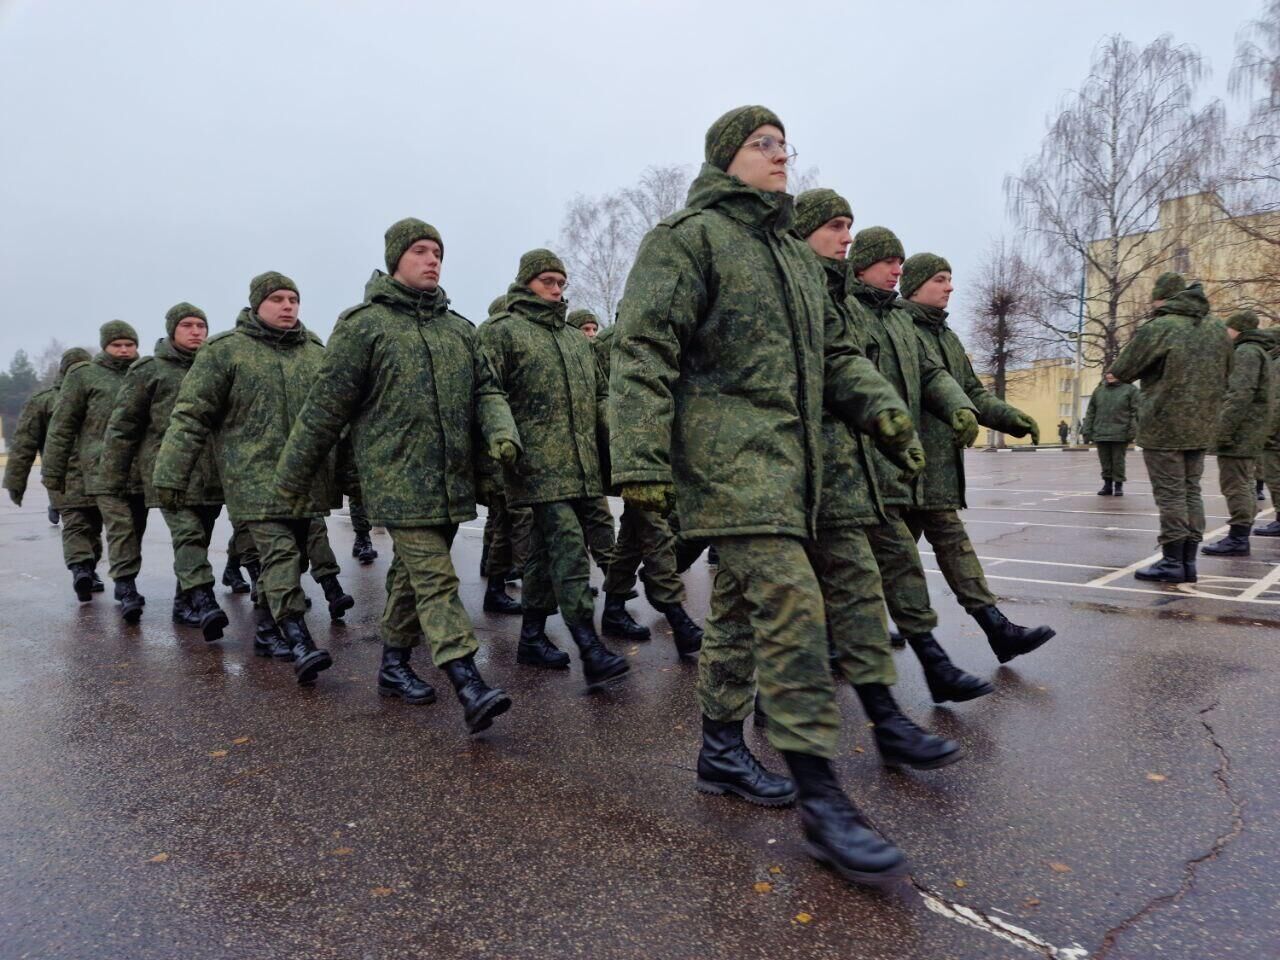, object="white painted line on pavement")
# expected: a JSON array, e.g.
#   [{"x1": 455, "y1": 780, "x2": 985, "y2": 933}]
[
  {"x1": 1236, "y1": 559, "x2": 1280, "y2": 602},
  {"x1": 919, "y1": 889, "x2": 1088, "y2": 959},
  {"x1": 922, "y1": 569, "x2": 1280, "y2": 605}
]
